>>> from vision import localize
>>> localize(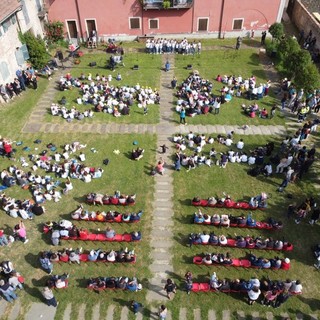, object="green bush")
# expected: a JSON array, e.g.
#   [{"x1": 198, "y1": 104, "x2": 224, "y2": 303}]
[
  {"x1": 268, "y1": 22, "x2": 284, "y2": 42},
  {"x1": 45, "y1": 21, "x2": 64, "y2": 43},
  {"x1": 19, "y1": 31, "x2": 50, "y2": 69}
]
